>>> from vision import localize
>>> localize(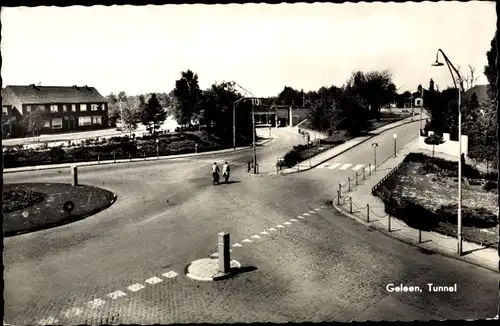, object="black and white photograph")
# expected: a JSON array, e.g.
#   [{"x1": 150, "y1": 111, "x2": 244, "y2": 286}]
[{"x1": 2, "y1": 1, "x2": 499, "y2": 324}]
